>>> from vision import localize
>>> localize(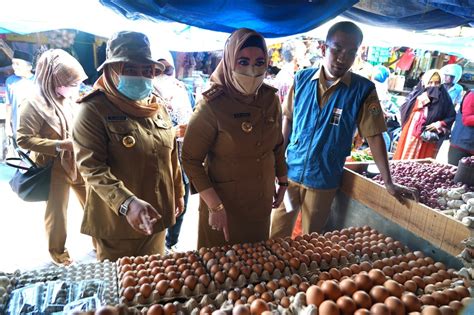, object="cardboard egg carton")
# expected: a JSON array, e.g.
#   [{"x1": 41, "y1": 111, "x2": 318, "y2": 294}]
[{"x1": 119, "y1": 279, "x2": 218, "y2": 307}]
